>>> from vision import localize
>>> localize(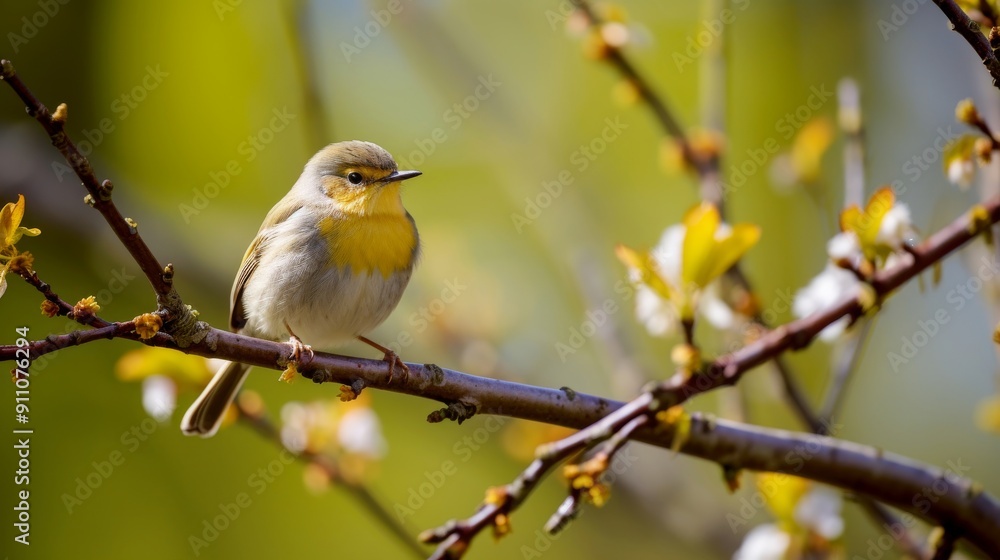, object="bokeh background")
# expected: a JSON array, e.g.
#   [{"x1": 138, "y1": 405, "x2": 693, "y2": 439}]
[{"x1": 2, "y1": 1, "x2": 1000, "y2": 558}]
